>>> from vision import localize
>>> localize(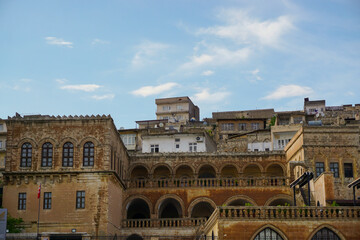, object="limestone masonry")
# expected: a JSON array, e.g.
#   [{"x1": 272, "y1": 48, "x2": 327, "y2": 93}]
[{"x1": 1, "y1": 97, "x2": 360, "y2": 240}]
